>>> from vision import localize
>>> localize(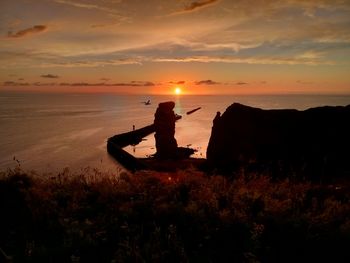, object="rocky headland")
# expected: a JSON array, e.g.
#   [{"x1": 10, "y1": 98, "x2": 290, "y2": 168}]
[{"x1": 207, "y1": 103, "x2": 350, "y2": 180}]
